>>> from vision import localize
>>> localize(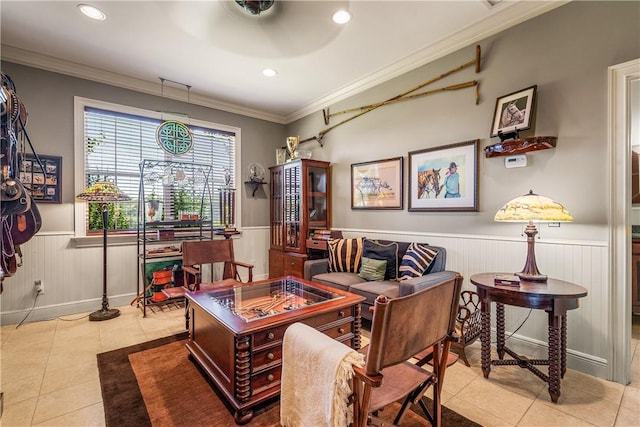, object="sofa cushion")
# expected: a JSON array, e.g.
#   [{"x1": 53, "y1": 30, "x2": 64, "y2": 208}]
[
  {"x1": 398, "y1": 271, "x2": 457, "y2": 297},
  {"x1": 358, "y1": 257, "x2": 387, "y2": 281},
  {"x1": 328, "y1": 237, "x2": 364, "y2": 273},
  {"x1": 363, "y1": 239, "x2": 399, "y2": 280},
  {"x1": 311, "y1": 272, "x2": 365, "y2": 292},
  {"x1": 348, "y1": 280, "x2": 401, "y2": 306},
  {"x1": 398, "y1": 243, "x2": 439, "y2": 280}
]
